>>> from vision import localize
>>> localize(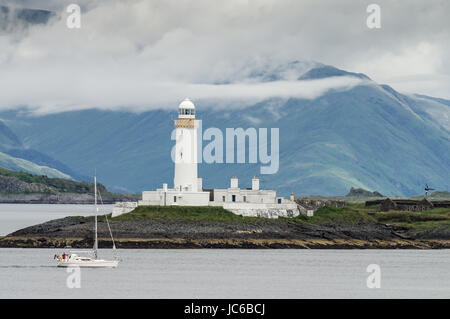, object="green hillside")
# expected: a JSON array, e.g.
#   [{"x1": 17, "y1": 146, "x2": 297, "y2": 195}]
[
  {"x1": 0, "y1": 167, "x2": 104, "y2": 194},
  {"x1": 0, "y1": 152, "x2": 71, "y2": 179}
]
